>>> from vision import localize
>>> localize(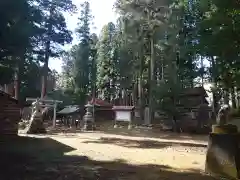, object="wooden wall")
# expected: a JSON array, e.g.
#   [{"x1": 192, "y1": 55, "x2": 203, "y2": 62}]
[{"x1": 0, "y1": 93, "x2": 21, "y2": 135}]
